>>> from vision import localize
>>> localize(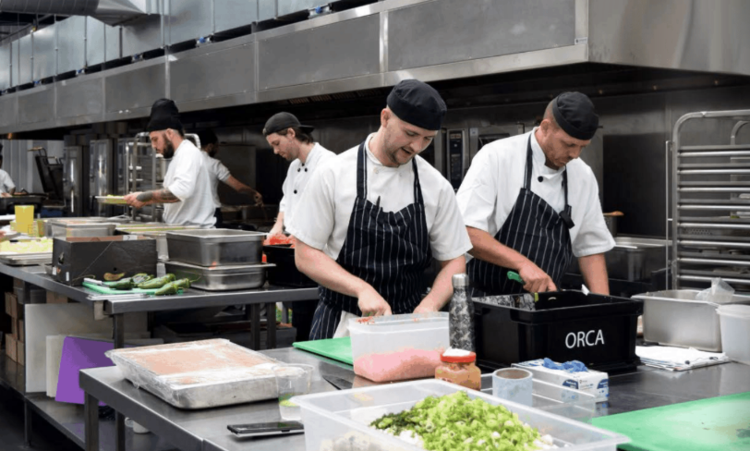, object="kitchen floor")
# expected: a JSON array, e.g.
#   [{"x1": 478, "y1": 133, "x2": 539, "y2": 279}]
[{"x1": 0, "y1": 386, "x2": 81, "y2": 451}]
